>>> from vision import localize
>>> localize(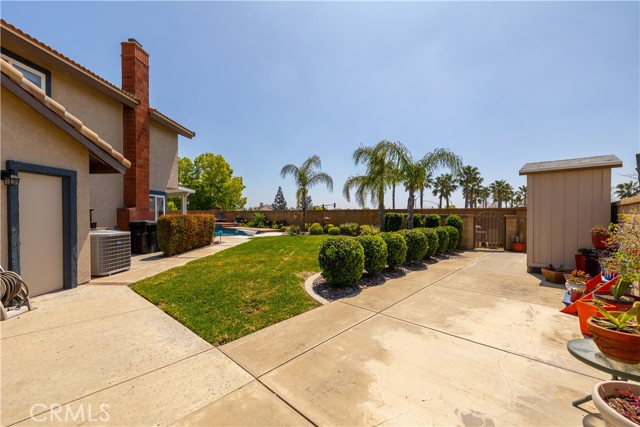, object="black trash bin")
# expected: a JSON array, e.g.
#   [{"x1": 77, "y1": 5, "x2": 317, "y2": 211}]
[{"x1": 129, "y1": 220, "x2": 156, "y2": 254}]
